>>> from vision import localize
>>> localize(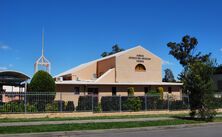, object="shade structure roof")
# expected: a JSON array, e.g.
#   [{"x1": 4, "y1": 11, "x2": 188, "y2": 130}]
[{"x1": 0, "y1": 70, "x2": 30, "y2": 86}]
